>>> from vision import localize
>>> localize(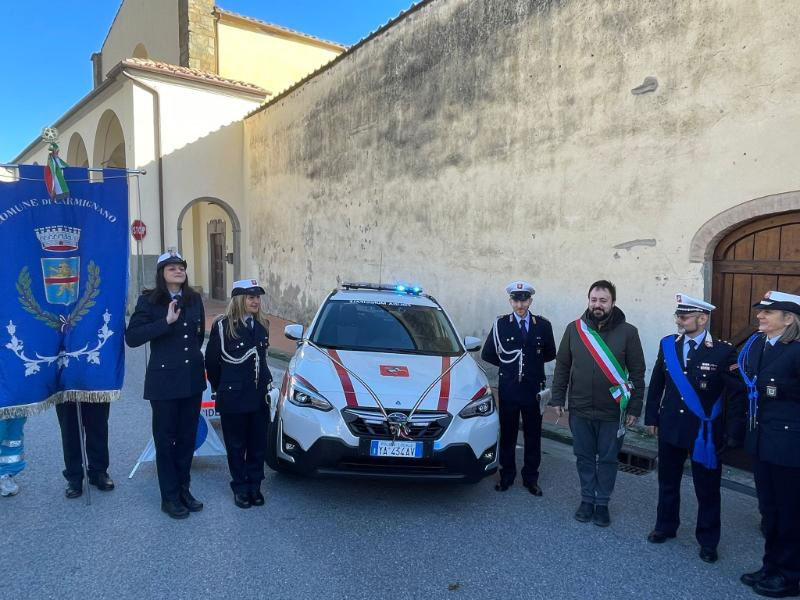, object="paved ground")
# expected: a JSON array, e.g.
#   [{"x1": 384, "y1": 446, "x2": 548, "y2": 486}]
[{"x1": 4, "y1": 344, "x2": 765, "y2": 600}]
